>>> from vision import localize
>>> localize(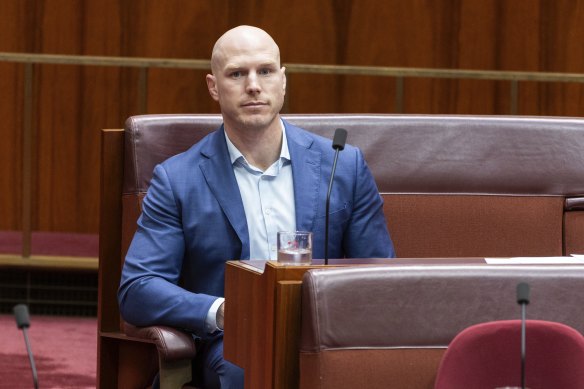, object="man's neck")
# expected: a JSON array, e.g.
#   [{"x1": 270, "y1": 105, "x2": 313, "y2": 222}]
[{"x1": 225, "y1": 118, "x2": 283, "y2": 171}]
